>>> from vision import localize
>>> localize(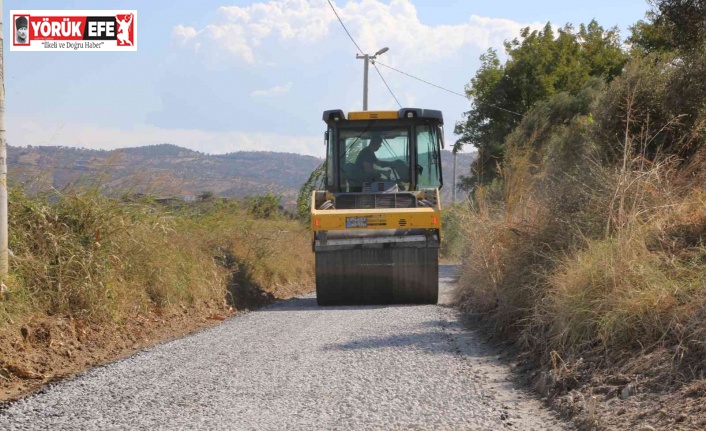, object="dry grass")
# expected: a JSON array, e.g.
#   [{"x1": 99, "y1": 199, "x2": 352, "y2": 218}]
[
  {"x1": 0, "y1": 185, "x2": 314, "y2": 327},
  {"x1": 542, "y1": 154, "x2": 706, "y2": 349},
  {"x1": 454, "y1": 86, "x2": 706, "y2": 366},
  {"x1": 455, "y1": 146, "x2": 552, "y2": 332}
]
